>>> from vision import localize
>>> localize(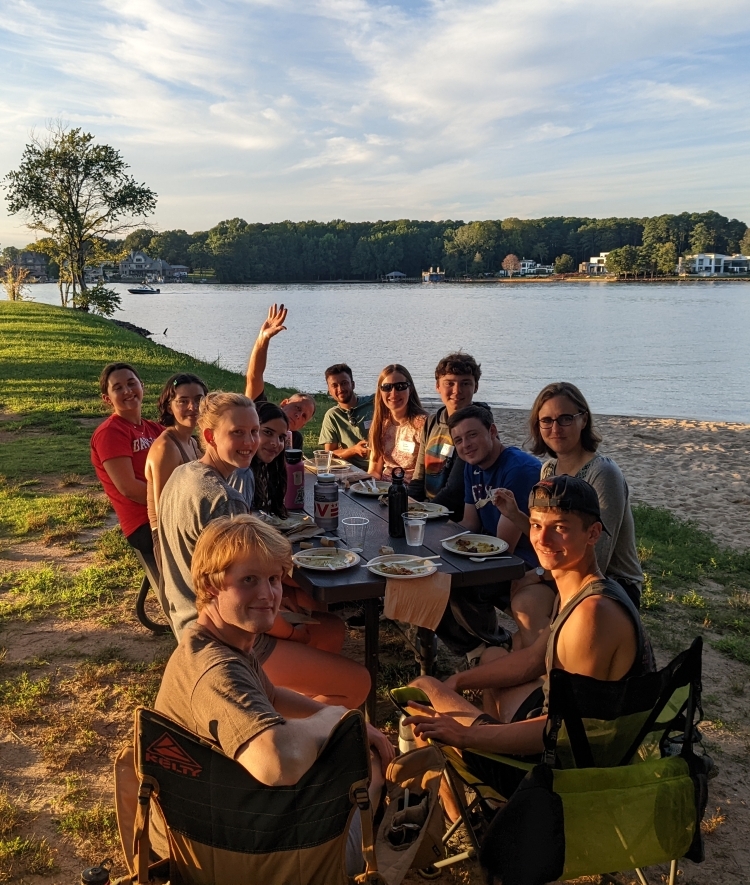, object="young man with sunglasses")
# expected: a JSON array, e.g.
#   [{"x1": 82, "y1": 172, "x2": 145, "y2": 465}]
[
  {"x1": 408, "y1": 352, "x2": 488, "y2": 517},
  {"x1": 244, "y1": 303, "x2": 316, "y2": 449},
  {"x1": 318, "y1": 364, "x2": 374, "y2": 471}
]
